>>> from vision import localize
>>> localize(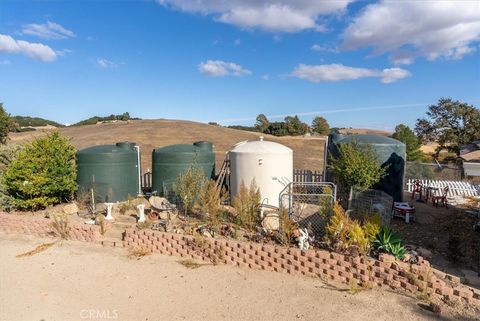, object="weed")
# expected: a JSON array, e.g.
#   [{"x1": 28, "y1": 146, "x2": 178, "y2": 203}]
[
  {"x1": 348, "y1": 279, "x2": 362, "y2": 295},
  {"x1": 95, "y1": 213, "x2": 107, "y2": 235},
  {"x1": 279, "y1": 207, "x2": 298, "y2": 246},
  {"x1": 127, "y1": 246, "x2": 151, "y2": 259},
  {"x1": 50, "y1": 212, "x2": 71, "y2": 239},
  {"x1": 178, "y1": 259, "x2": 202, "y2": 269},
  {"x1": 197, "y1": 180, "x2": 227, "y2": 234},
  {"x1": 16, "y1": 241, "x2": 57, "y2": 258},
  {"x1": 174, "y1": 161, "x2": 206, "y2": 216},
  {"x1": 137, "y1": 220, "x2": 153, "y2": 230},
  {"x1": 232, "y1": 180, "x2": 261, "y2": 232}
]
